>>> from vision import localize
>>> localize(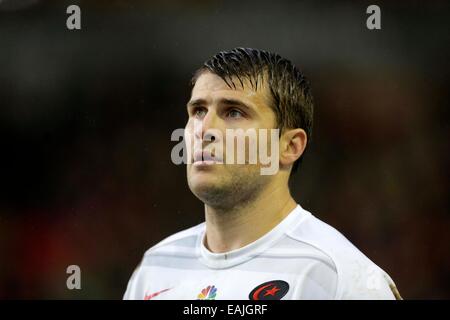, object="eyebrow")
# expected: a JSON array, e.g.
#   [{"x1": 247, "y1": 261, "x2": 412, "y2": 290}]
[
  {"x1": 187, "y1": 98, "x2": 254, "y2": 111},
  {"x1": 187, "y1": 98, "x2": 206, "y2": 108}
]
